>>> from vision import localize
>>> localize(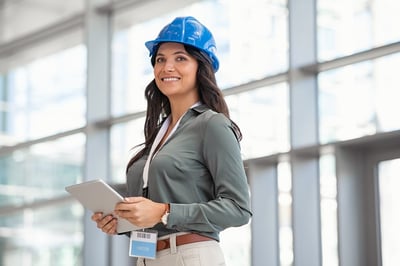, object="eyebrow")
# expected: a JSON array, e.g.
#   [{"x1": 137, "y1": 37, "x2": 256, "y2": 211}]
[{"x1": 156, "y1": 50, "x2": 188, "y2": 57}]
